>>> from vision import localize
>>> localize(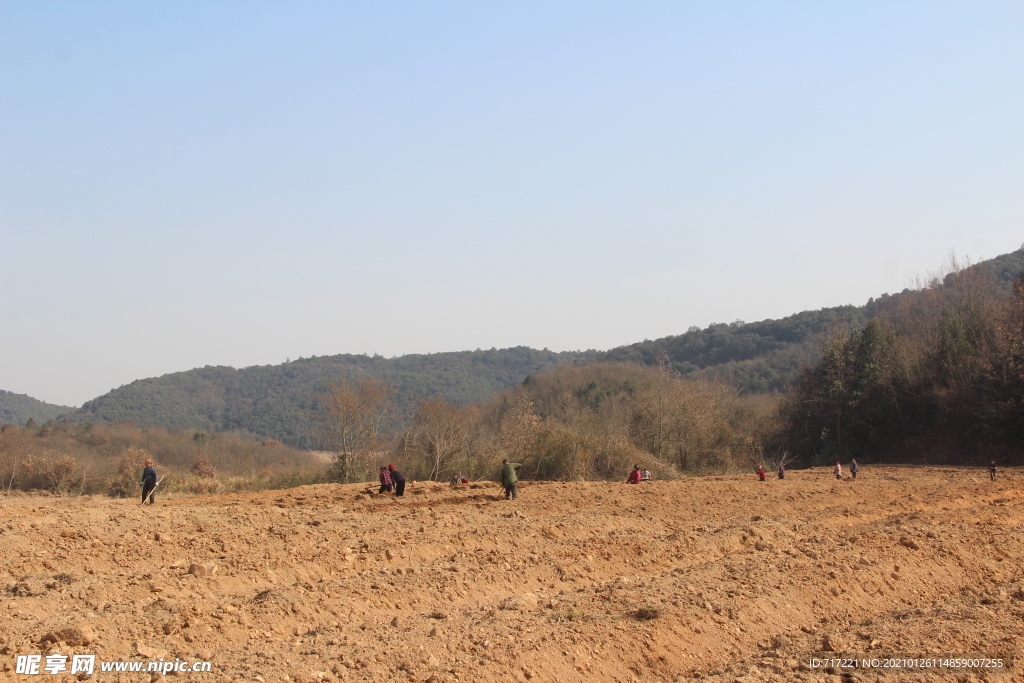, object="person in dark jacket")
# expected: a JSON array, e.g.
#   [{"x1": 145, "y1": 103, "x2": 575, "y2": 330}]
[
  {"x1": 851, "y1": 459, "x2": 859, "y2": 479},
  {"x1": 140, "y1": 459, "x2": 158, "y2": 505},
  {"x1": 777, "y1": 464, "x2": 785, "y2": 480},
  {"x1": 989, "y1": 461, "x2": 997, "y2": 481},
  {"x1": 378, "y1": 466, "x2": 393, "y2": 494},
  {"x1": 388, "y1": 464, "x2": 406, "y2": 497}
]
